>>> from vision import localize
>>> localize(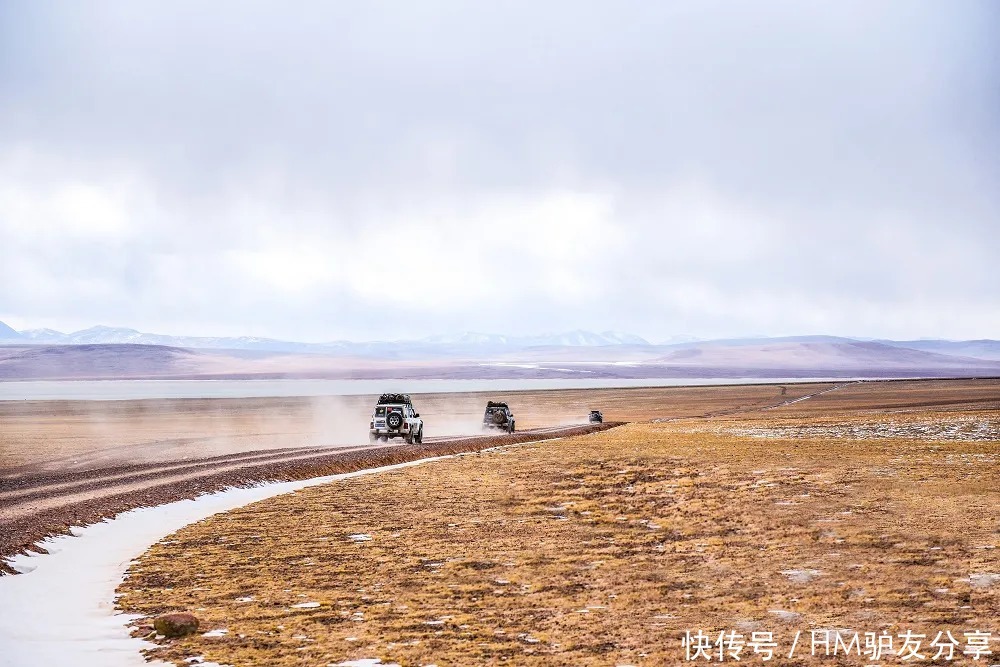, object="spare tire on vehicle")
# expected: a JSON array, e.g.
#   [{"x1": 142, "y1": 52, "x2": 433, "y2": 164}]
[
  {"x1": 492, "y1": 410, "x2": 507, "y2": 425},
  {"x1": 387, "y1": 412, "x2": 402, "y2": 429}
]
